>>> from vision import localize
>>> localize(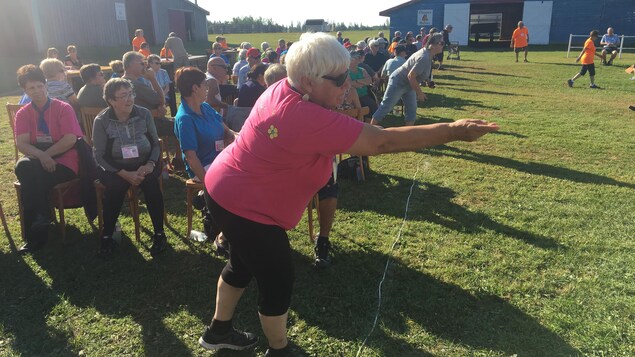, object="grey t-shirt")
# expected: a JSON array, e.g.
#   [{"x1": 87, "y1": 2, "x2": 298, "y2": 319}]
[
  {"x1": 125, "y1": 76, "x2": 161, "y2": 110},
  {"x1": 164, "y1": 36, "x2": 187, "y2": 58},
  {"x1": 391, "y1": 47, "x2": 432, "y2": 84}
]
